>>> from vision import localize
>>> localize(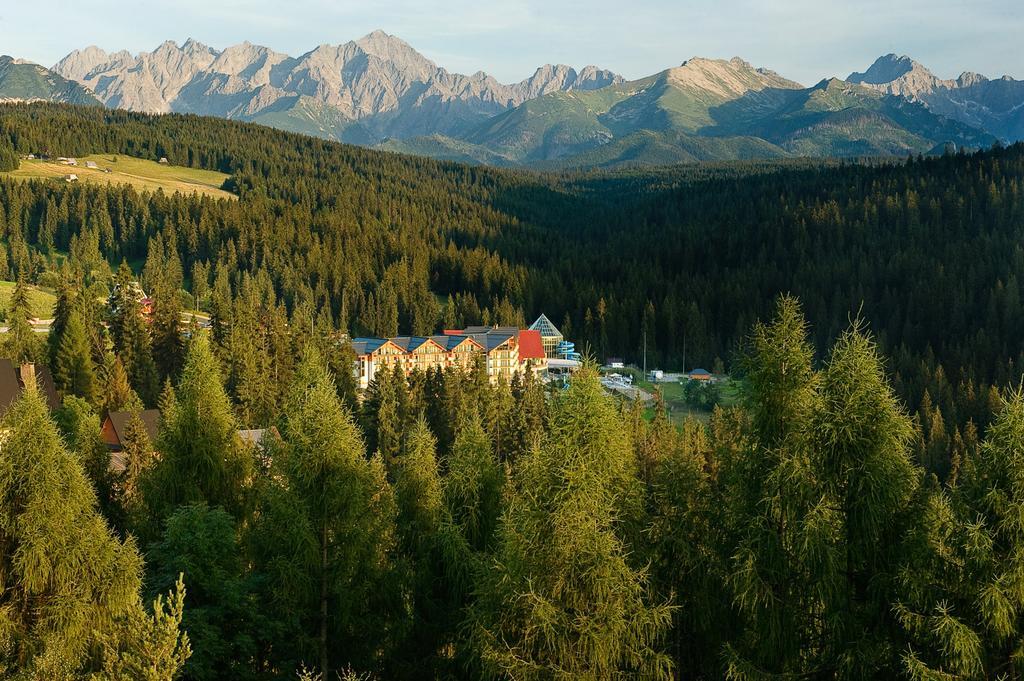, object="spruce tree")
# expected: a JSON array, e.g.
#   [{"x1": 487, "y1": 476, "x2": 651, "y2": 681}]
[
  {"x1": 116, "y1": 411, "x2": 156, "y2": 528},
  {"x1": 252, "y1": 348, "x2": 399, "y2": 677},
  {"x1": 54, "y1": 307, "x2": 98, "y2": 403},
  {"x1": 151, "y1": 275, "x2": 185, "y2": 382},
  {"x1": 145, "y1": 333, "x2": 248, "y2": 519},
  {"x1": 445, "y1": 412, "x2": 504, "y2": 552},
  {"x1": 48, "y1": 275, "x2": 77, "y2": 367},
  {"x1": 470, "y1": 365, "x2": 672, "y2": 680},
  {"x1": 0, "y1": 386, "x2": 143, "y2": 676},
  {"x1": 3, "y1": 277, "x2": 42, "y2": 363},
  {"x1": 100, "y1": 354, "x2": 144, "y2": 414}
]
